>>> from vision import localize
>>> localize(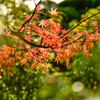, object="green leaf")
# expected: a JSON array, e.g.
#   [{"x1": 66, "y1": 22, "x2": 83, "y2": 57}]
[
  {"x1": 2, "y1": 35, "x2": 16, "y2": 47},
  {"x1": 0, "y1": 35, "x2": 6, "y2": 47}
]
